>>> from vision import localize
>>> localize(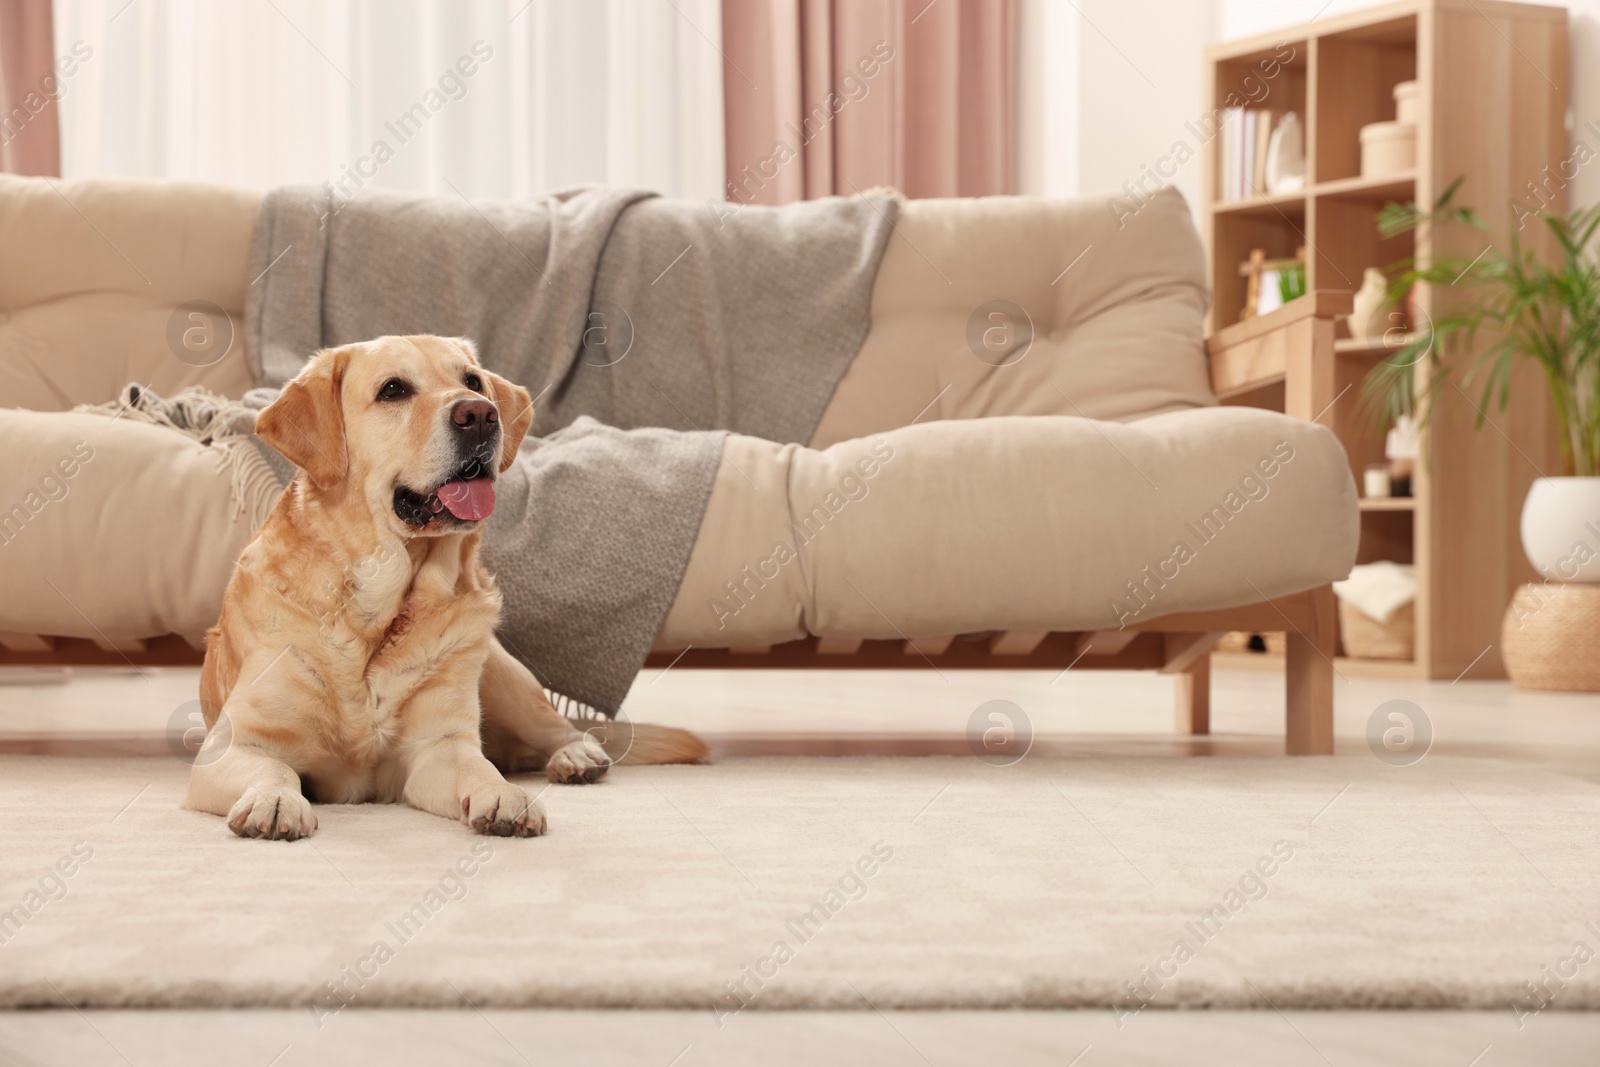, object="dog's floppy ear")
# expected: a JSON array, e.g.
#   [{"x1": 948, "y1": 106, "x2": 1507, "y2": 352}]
[
  {"x1": 255, "y1": 348, "x2": 349, "y2": 490},
  {"x1": 481, "y1": 368, "x2": 533, "y2": 473}
]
